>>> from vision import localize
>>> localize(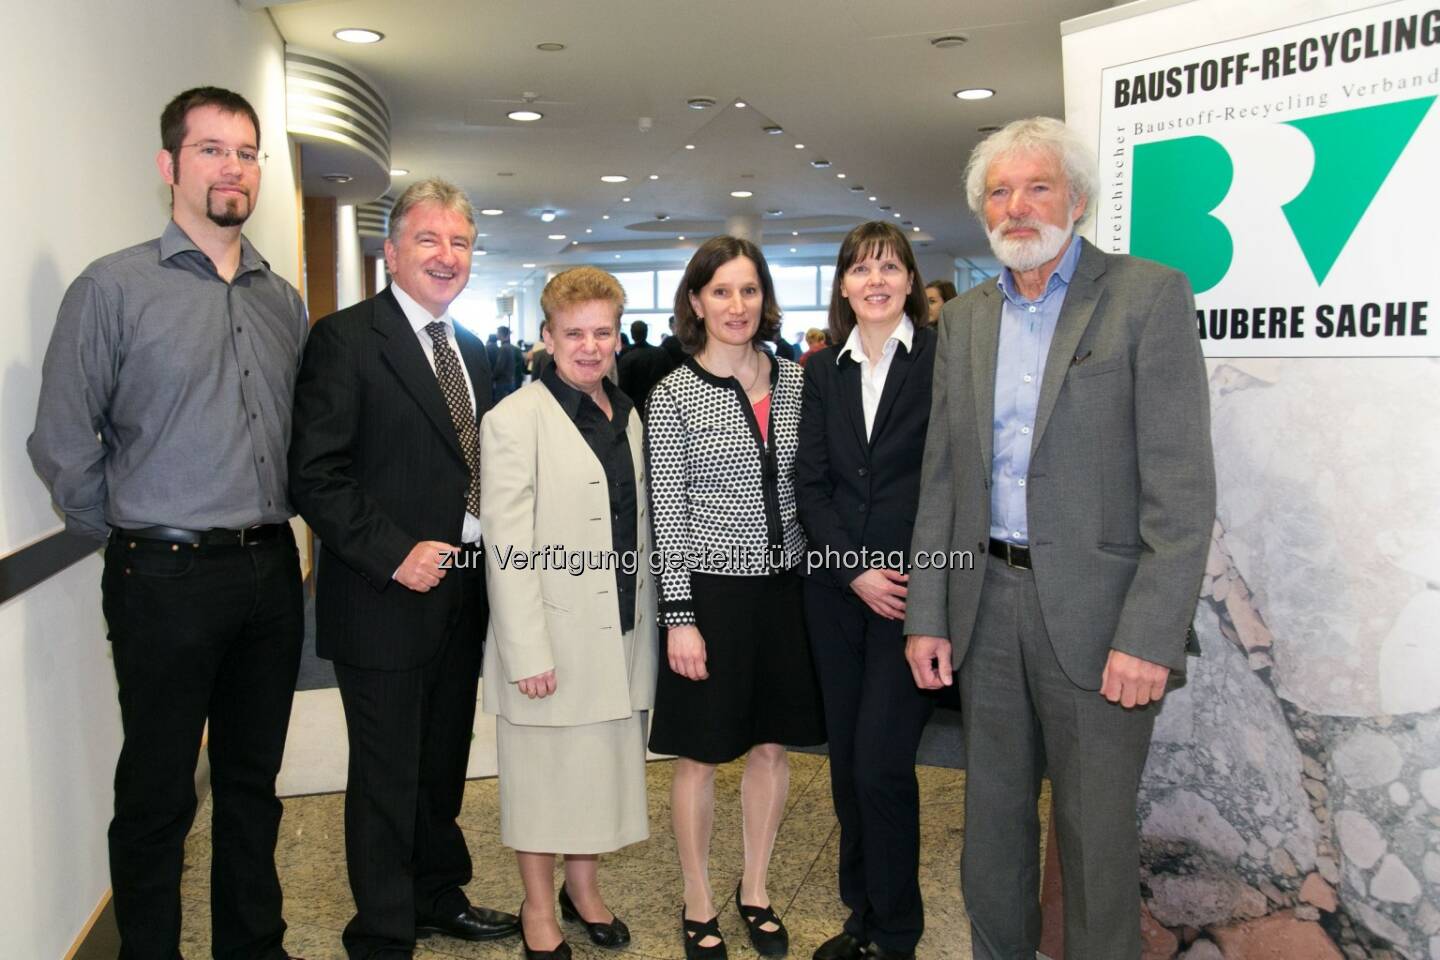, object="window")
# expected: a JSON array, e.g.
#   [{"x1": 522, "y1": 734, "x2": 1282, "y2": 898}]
[{"x1": 614, "y1": 271, "x2": 655, "y2": 311}]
